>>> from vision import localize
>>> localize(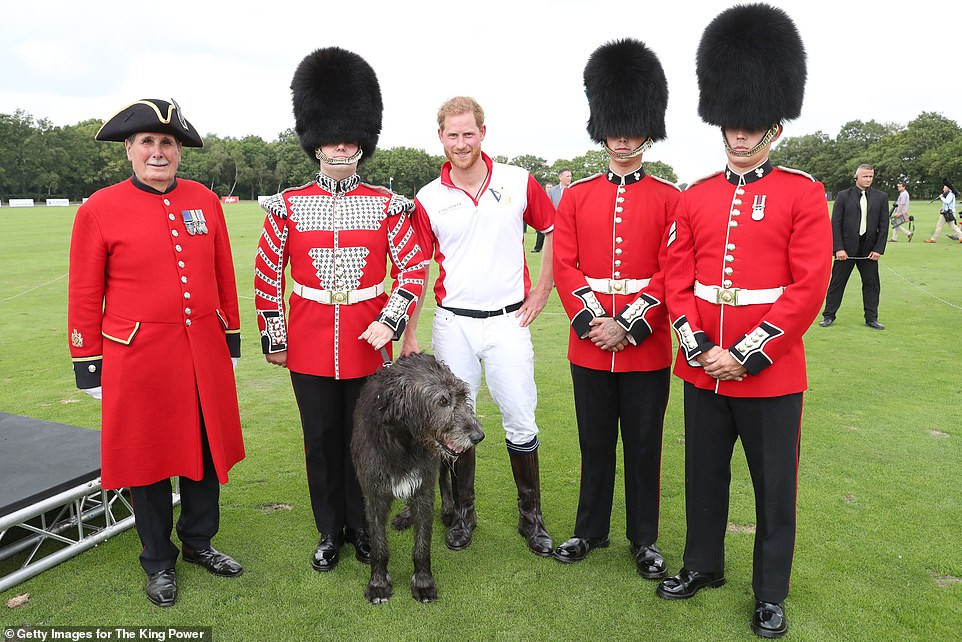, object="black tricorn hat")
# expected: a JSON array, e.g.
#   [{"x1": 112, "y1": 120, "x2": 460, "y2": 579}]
[
  {"x1": 697, "y1": 3, "x2": 806, "y2": 130},
  {"x1": 584, "y1": 38, "x2": 668, "y2": 144},
  {"x1": 96, "y1": 99, "x2": 203, "y2": 147},
  {"x1": 291, "y1": 47, "x2": 382, "y2": 163}
]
